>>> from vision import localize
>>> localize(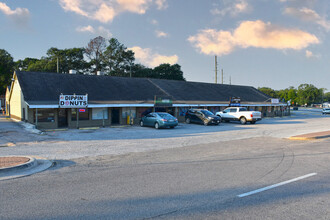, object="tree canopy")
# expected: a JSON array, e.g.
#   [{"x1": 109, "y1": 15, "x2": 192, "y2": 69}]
[
  {"x1": 0, "y1": 49, "x2": 14, "y2": 94},
  {"x1": 258, "y1": 84, "x2": 326, "y2": 106}
]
